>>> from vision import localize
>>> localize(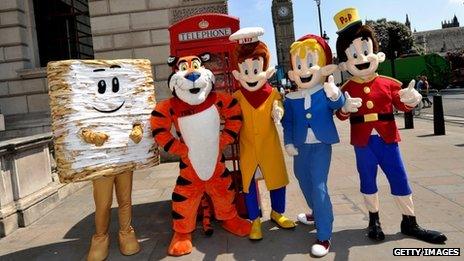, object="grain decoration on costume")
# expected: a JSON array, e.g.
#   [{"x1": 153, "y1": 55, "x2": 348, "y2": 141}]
[{"x1": 47, "y1": 59, "x2": 159, "y2": 183}]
